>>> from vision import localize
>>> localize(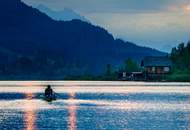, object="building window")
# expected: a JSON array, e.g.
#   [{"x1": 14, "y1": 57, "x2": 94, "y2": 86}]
[
  {"x1": 164, "y1": 67, "x2": 170, "y2": 72},
  {"x1": 123, "y1": 72, "x2": 127, "y2": 78},
  {"x1": 157, "y1": 68, "x2": 161, "y2": 74},
  {"x1": 152, "y1": 67, "x2": 155, "y2": 73}
]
